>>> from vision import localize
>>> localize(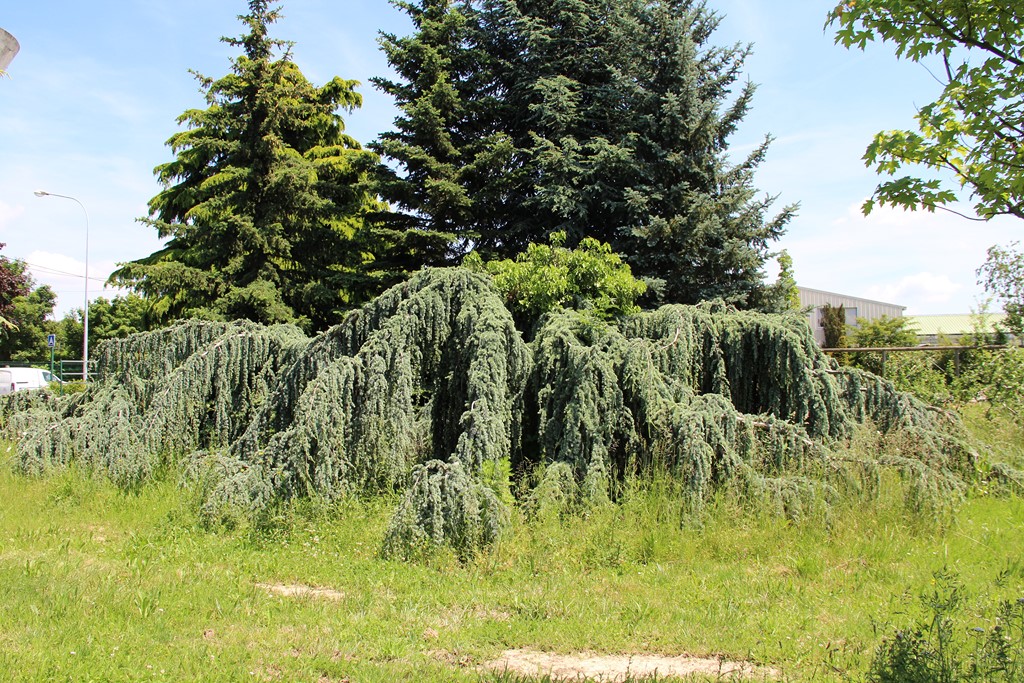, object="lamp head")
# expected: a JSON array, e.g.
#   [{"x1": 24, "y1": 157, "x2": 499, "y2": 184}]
[{"x1": 33, "y1": 190, "x2": 49, "y2": 197}]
